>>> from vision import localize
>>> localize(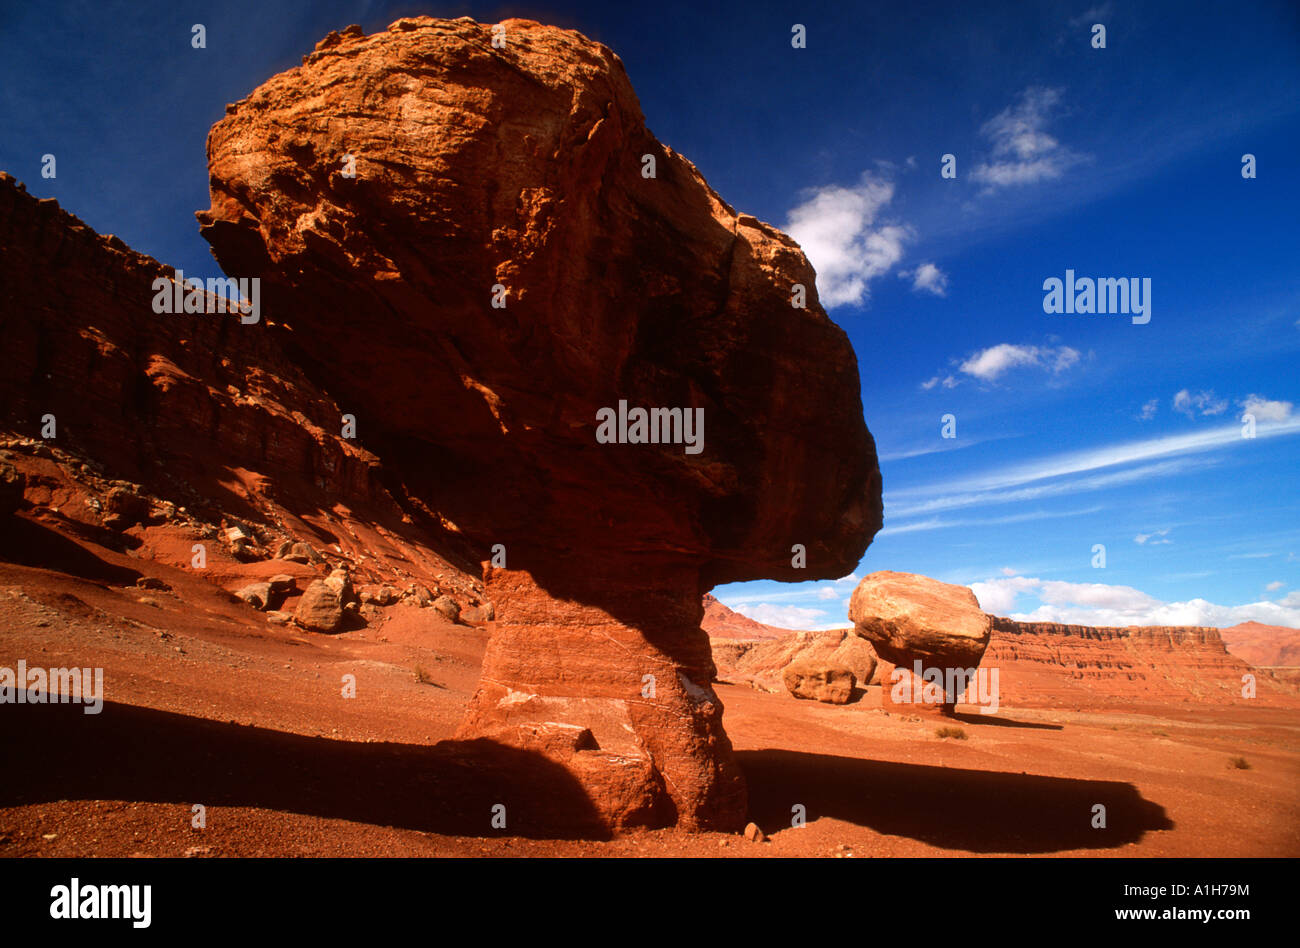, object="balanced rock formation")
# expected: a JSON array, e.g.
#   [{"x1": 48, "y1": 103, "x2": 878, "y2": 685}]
[
  {"x1": 198, "y1": 17, "x2": 882, "y2": 830},
  {"x1": 783, "y1": 662, "x2": 856, "y2": 704},
  {"x1": 849, "y1": 571, "x2": 991, "y2": 715}
]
